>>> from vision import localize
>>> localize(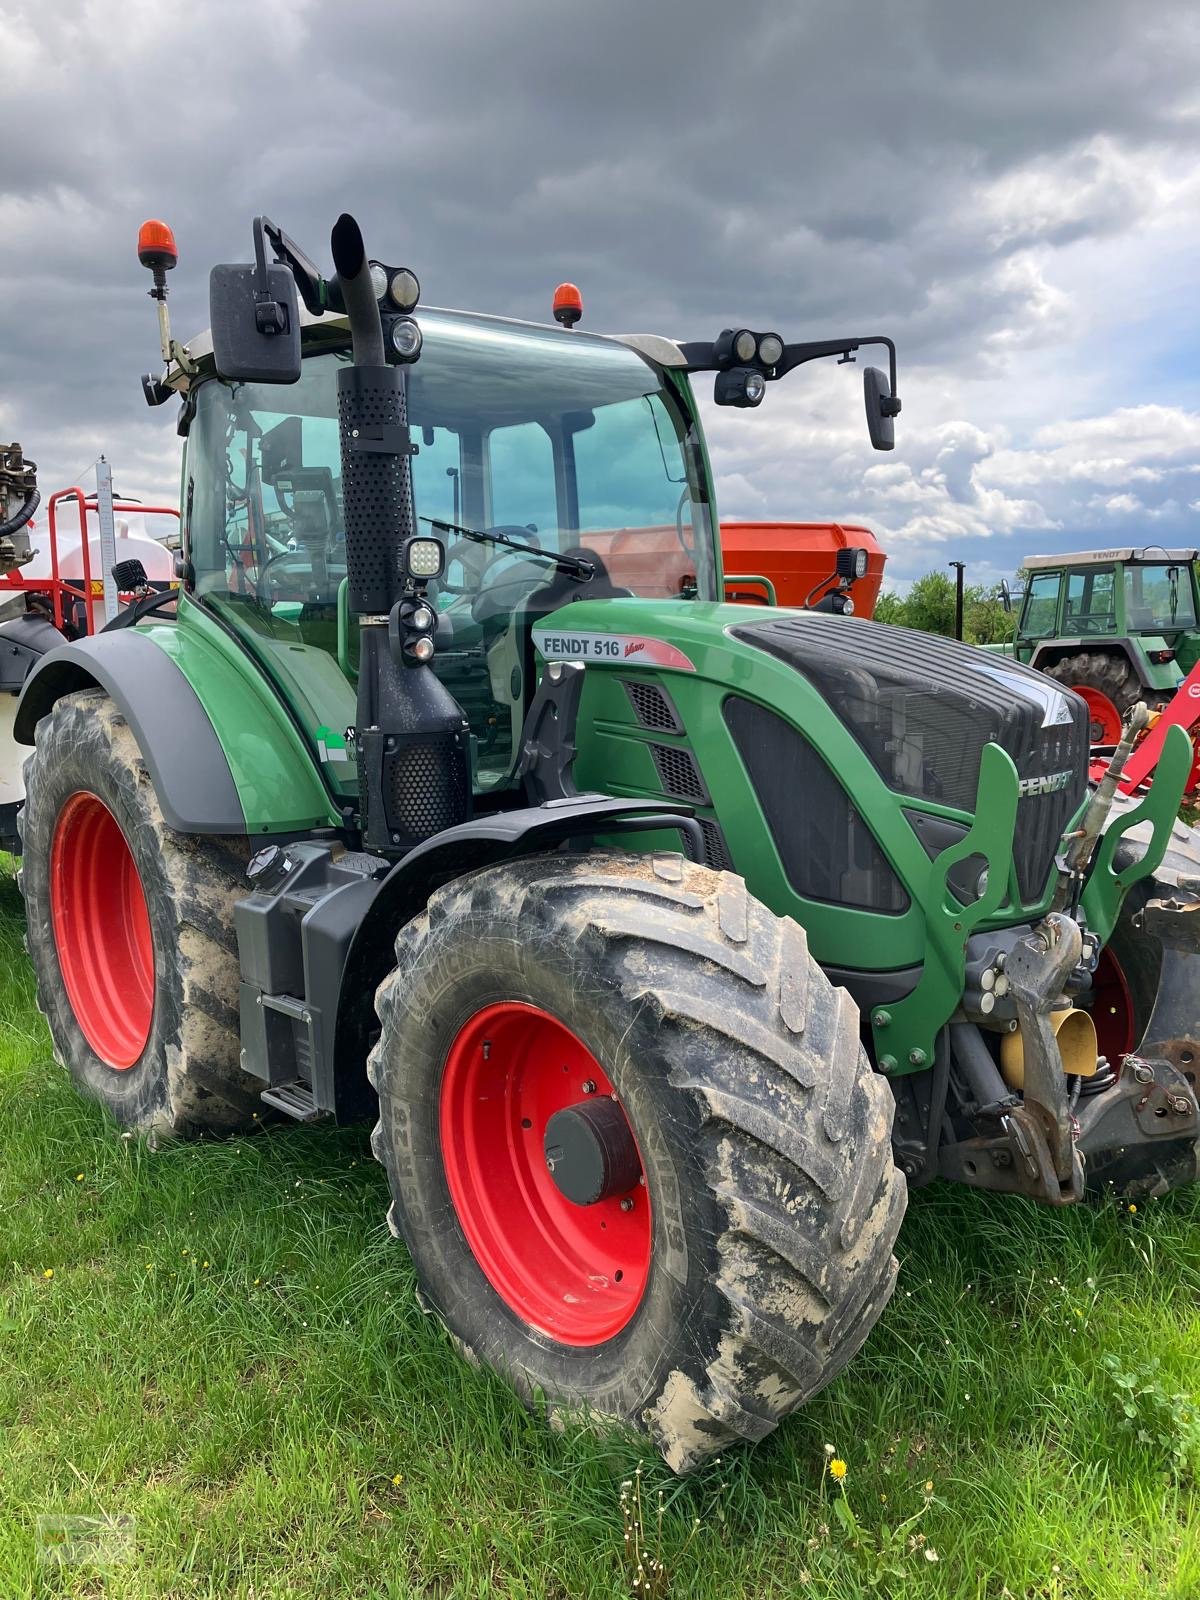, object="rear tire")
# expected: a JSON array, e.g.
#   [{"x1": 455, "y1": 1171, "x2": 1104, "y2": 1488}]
[
  {"x1": 1044, "y1": 651, "x2": 1151, "y2": 745},
  {"x1": 369, "y1": 850, "x2": 905, "y2": 1471},
  {"x1": 19, "y1": 689, "x2": 262, "y2": 1136}
]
